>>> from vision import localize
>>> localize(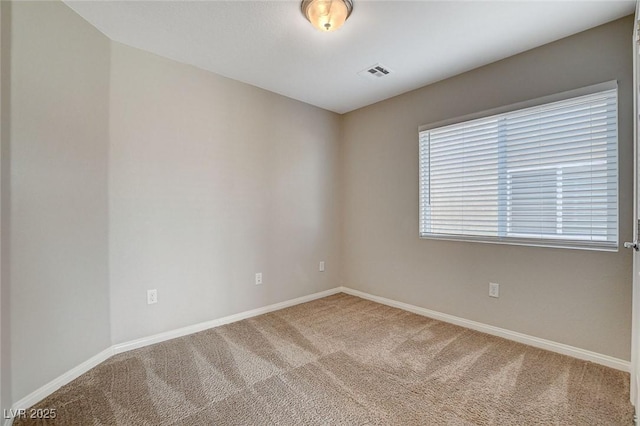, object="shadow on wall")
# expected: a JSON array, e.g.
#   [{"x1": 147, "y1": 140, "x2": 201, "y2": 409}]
[{"x1": 1, "y1": 0, "x2": 12, "y2": 416}]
